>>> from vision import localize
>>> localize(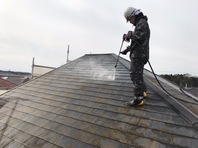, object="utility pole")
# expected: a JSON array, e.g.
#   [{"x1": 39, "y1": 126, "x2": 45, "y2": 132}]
[
  {"x1": 67, "y1": 45, "x2": 69, "y2": 63},
  {"x1": 31, "y1": 57, "x2": 35, "y2": 79}
]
